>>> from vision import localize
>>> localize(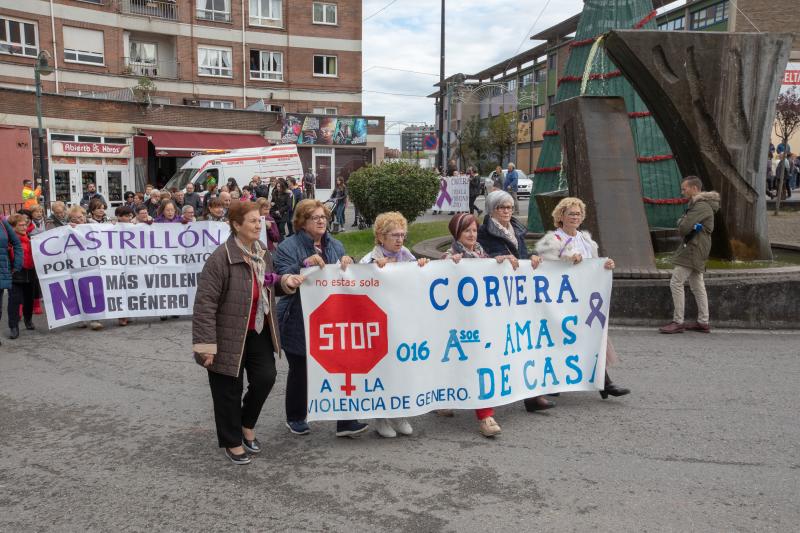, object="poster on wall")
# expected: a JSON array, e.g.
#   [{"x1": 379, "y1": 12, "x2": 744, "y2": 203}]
[
  {"x1": 782, "y1": 62, "x2": 800, "y2": 93},
  {"x1": 283, "y1": 115, "x2": 368, "y2": 146}
]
